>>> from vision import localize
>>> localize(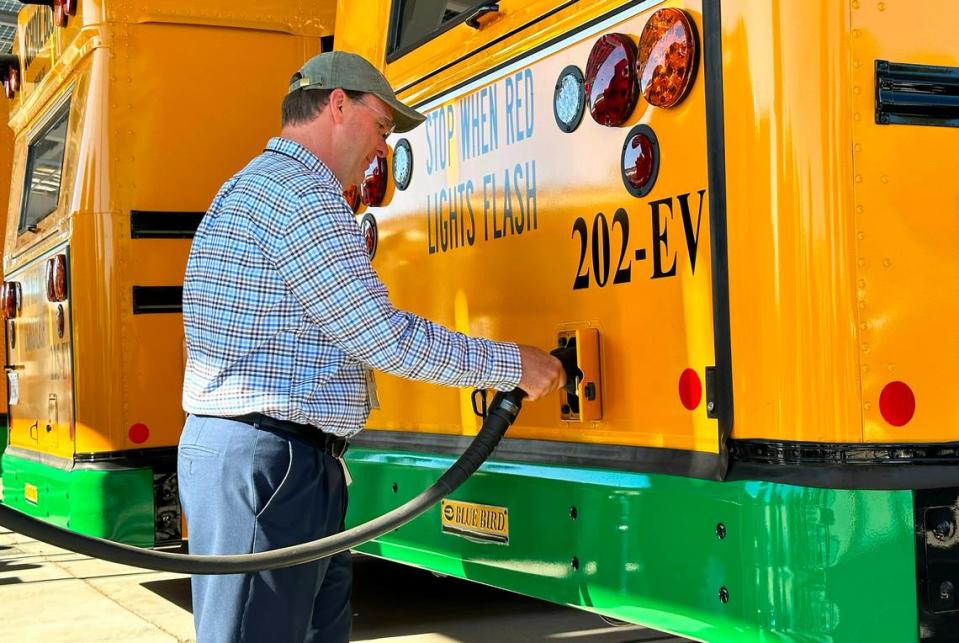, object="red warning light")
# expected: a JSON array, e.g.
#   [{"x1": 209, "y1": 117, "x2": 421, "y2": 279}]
[
  {"x1": 879, "y1": 381, "x2": 915, "y2": 426},
  {"x1": 584, "y1": 33, "x2": 640, "y2": 127},
  {"x1": 360, "y1": 156, "x2": 388, "y2": 207},
  {"x1": 638, "y1": 8, "x2": 699, "y2": 108},
  {"x1": 678, "y1": 368, "x2": 702, "y2": 410},
  {"x1": 343, "y1": 184, "x2": 361, "y2": 212}
]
